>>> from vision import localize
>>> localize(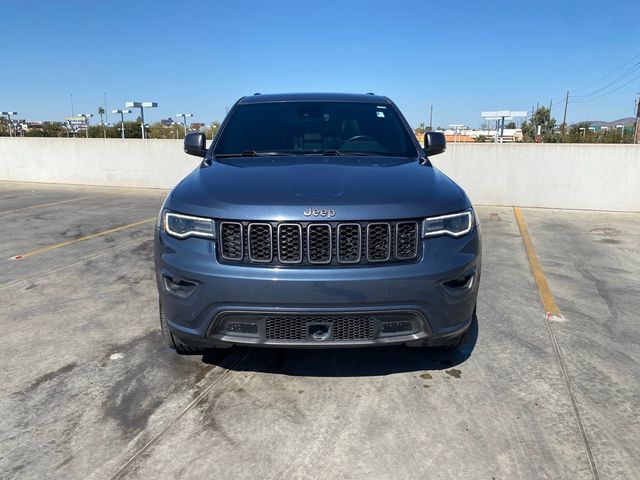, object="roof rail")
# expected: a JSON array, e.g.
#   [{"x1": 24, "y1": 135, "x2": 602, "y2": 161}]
[{"x1": 366, "y1": 92, "x2": 375, "y2": 95}]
